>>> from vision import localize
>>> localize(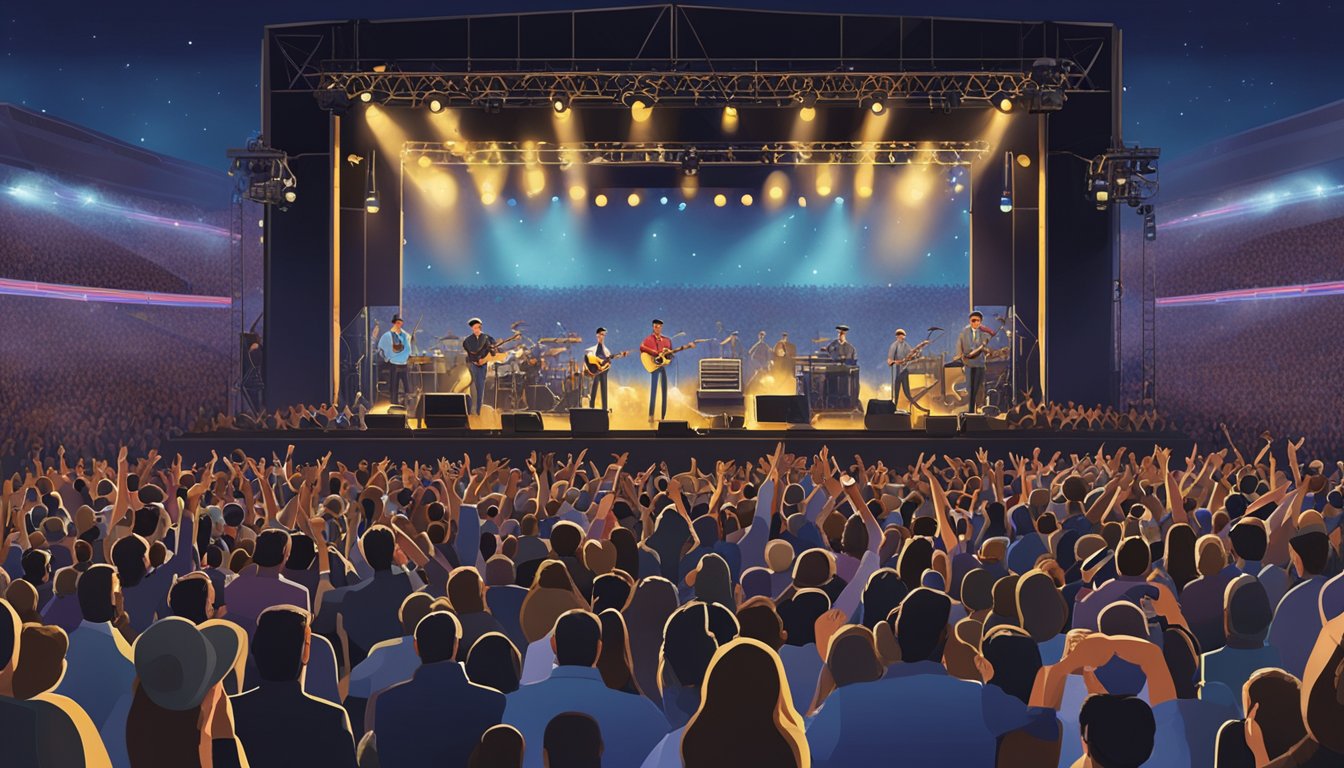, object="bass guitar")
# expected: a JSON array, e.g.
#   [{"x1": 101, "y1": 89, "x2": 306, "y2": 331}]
[
  {"x1": 640, "y1": 342, "x2": 696, "y2": 373},
  {"x1": 584, "y1": 349, "x2": 630, "y2": 376},
  {"x1": 889, "y1": 339, "x2": 932, "y2": 368}
]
